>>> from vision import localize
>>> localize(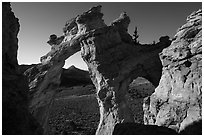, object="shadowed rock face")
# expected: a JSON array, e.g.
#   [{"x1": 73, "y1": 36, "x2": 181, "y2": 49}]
[
  {"x1": 113, "y1": 123, "x2": 177, "y2": 135},
  {"x1": 25, "y1": 5, "x2": 171, "y2": 134},
  {"x1": 18, "y1": 64, "x2": 37, "y2": 74},
  {"x1": 143, "y1": 9, "x2": 202, "y2": 134},
  {"x1": 113, "y1": 120, "x2": 202, "y2": 135},
  {"x1": 2, "y1": 2, "x2": 42, "y2": 134}
]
